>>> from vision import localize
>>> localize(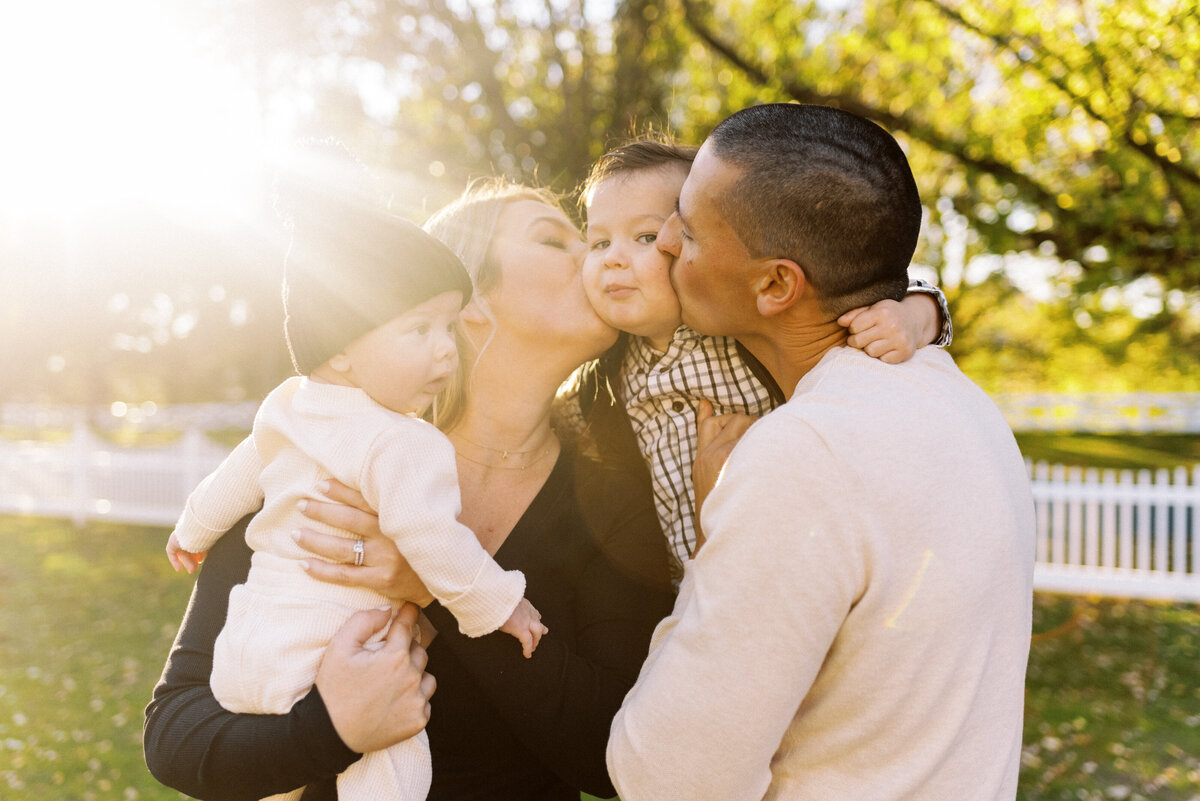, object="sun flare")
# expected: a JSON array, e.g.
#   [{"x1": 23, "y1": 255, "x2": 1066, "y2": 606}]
[{"x1": 0, "y1": 1, "x2": 274, "y2": 227}]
